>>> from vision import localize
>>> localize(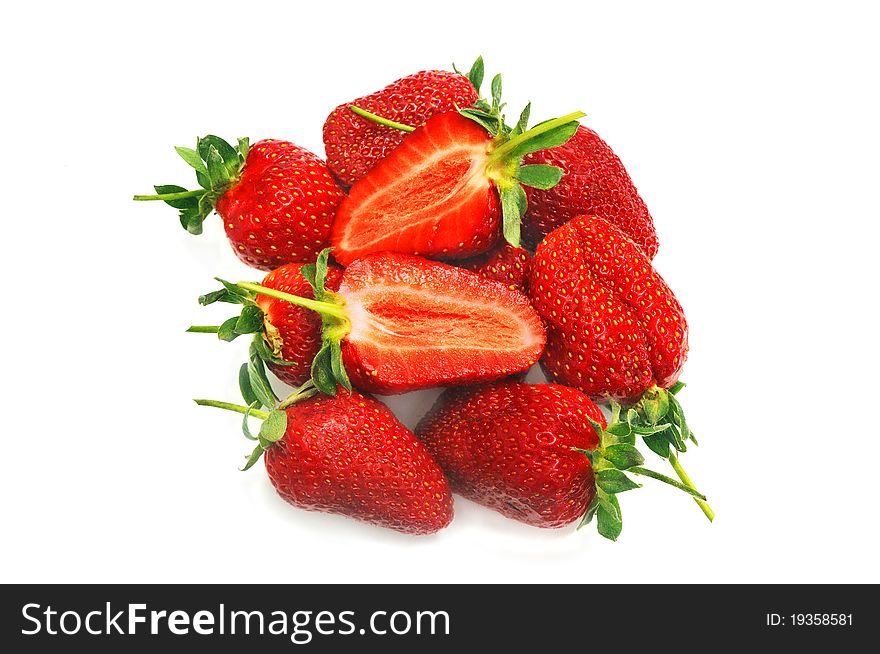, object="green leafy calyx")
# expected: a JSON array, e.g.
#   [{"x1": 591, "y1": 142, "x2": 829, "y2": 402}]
[
  {"x1": 232, "y1": 249, "x2": 352, "y2": 398},
  {"x1": 133, "y1": 135, "x2": 249, "y2": 235},
  {"x1": 575, "y1": 398, "x2": 710, "y2": 541},
  {"x1": 194, "y1": 380, "x2": 319, "y2": 471}
]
